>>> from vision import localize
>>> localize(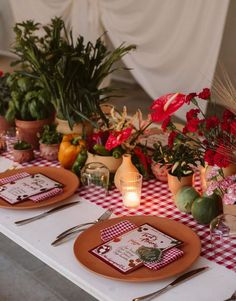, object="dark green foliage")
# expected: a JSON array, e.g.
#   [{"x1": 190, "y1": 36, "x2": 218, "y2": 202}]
[
  {"x1": 0, "y1": 73, "x2": 11, "y2": 116},
  {"x1": 13, "y1": 140, "x2": 32, "y2": 150},
  {"x1": 39, "y1": 124, "x2": 62, "y2": 144}
]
